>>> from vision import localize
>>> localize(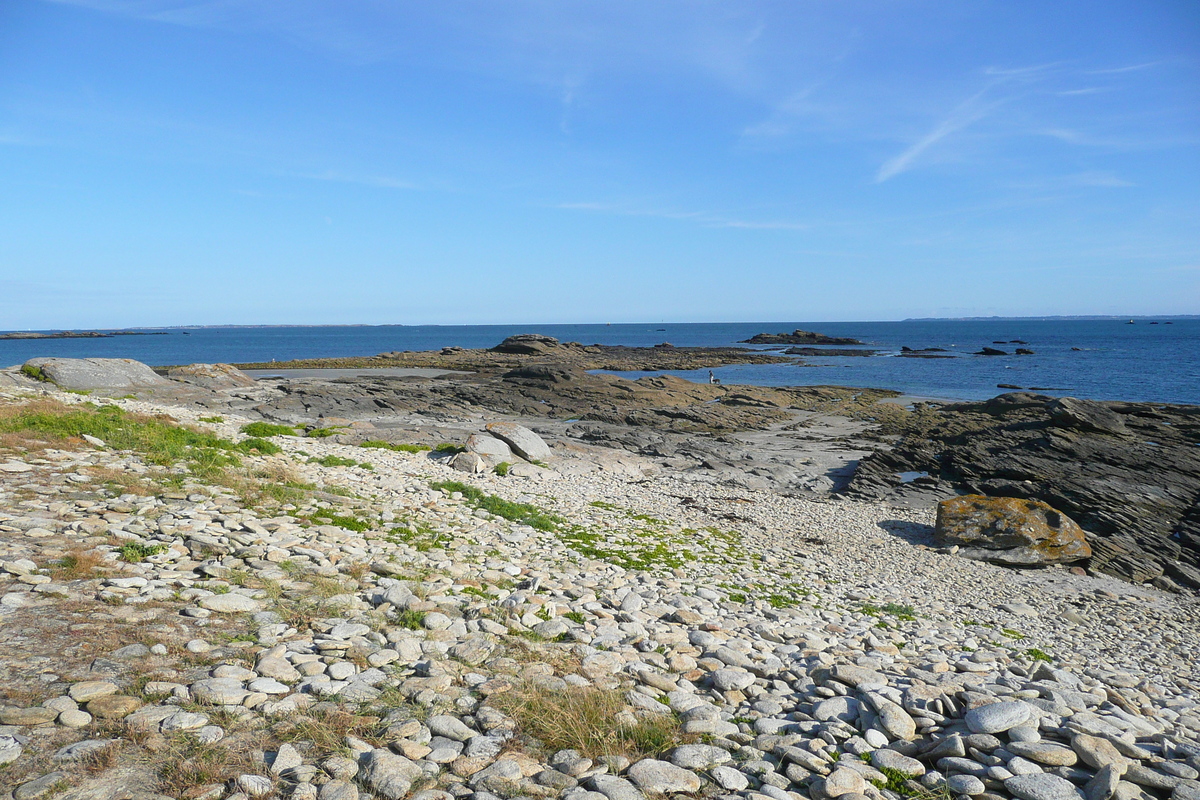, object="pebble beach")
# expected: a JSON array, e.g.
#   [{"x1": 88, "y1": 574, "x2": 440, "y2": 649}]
[{"x1": 0, "y1": 385, "x2": 1197, "y2": 800}]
